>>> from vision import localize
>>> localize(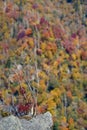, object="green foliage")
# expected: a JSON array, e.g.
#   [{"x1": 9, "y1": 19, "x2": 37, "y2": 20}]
[{"x1": 53, "y1": 121, "x2": 59, "y2": 130}]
